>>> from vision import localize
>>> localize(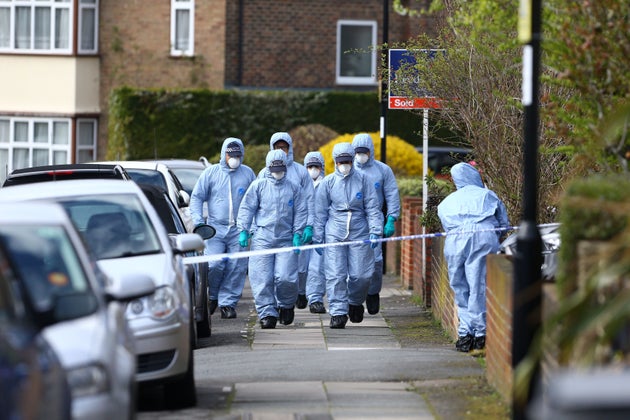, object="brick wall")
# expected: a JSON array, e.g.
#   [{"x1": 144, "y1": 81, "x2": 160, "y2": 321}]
[
  {"x1": 98, "y1": 0, "x2": 227, "y2": 158},
  {"x1": 485, "y1": 253, "x2": 514, "y2": 403},
  {"x1": 225, "y1": 0, "x2": 436, "y2": 88},
  {"x1": 429, "y1": 237, "x2": 458, "y2": 338},
  {"x1": 400, "y1": 197, "x2": 423, "y2": 290}
]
